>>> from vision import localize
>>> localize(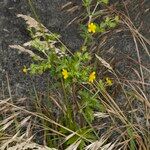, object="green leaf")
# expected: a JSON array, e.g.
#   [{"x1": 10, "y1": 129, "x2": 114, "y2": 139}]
[
  {"x1": 84, "y1": 108, "x2": 94, "y2": 123},
  {"x1": 83, "y1": 0, "x2": 92, "y2": 7},
  {"x1": 127, "y1": 127, "x2": 136, "y2": 150},
  {"x1": 105, "y1": 17, "x2": 110, "y2": 23},
  {"x1": 108, "y1": 22, "x2": 117, "y2": 28},
  {"x1": 30, "y1": 61, "x2": 51, "y2": 75},
  {"x1": 114, "y1": 15, "x2": 119, "y2": 22},
  {"x1": 98, "y1": 0, "x2": 109, "y2": 4},
  {"x1": 98, "y1": 80, "x2": 106, "y2": 92},
  {"x1": 65, "y1": 127, "x2": 94, "y2": 149}
]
